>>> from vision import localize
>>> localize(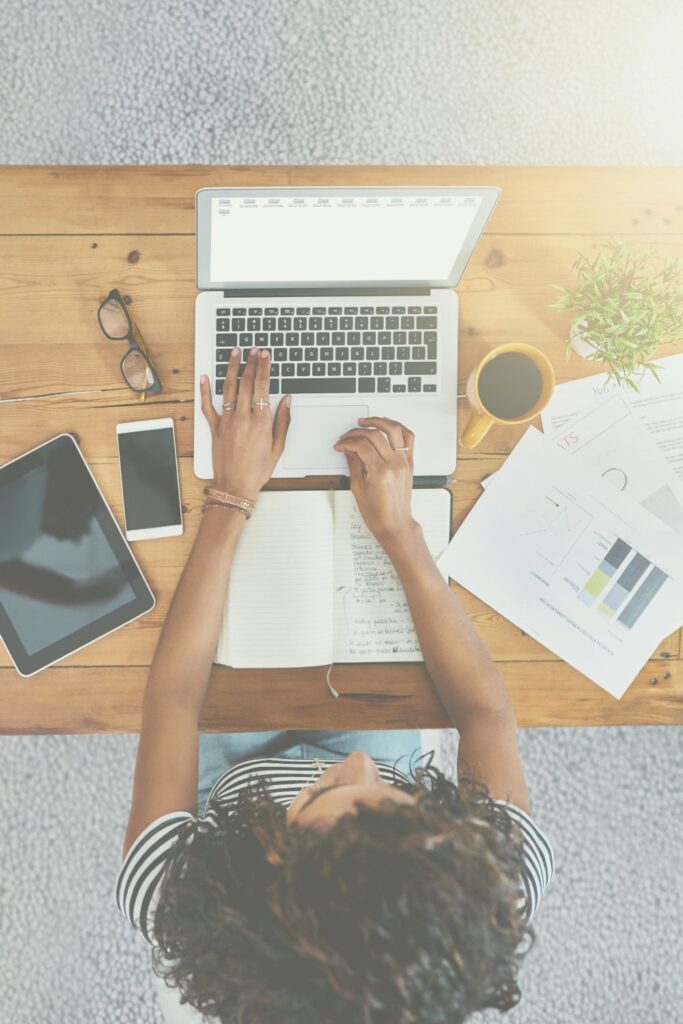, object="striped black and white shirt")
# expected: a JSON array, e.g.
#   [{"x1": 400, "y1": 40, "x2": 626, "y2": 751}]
[{"x1": 116, "y1": 758, "x2": 554, "y2": 944}]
